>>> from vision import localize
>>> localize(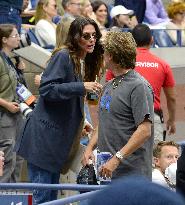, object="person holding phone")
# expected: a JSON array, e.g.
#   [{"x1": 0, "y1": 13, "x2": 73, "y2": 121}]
[{"x1": 15, "y1": 17, "x2": 104, "y2": 204}]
